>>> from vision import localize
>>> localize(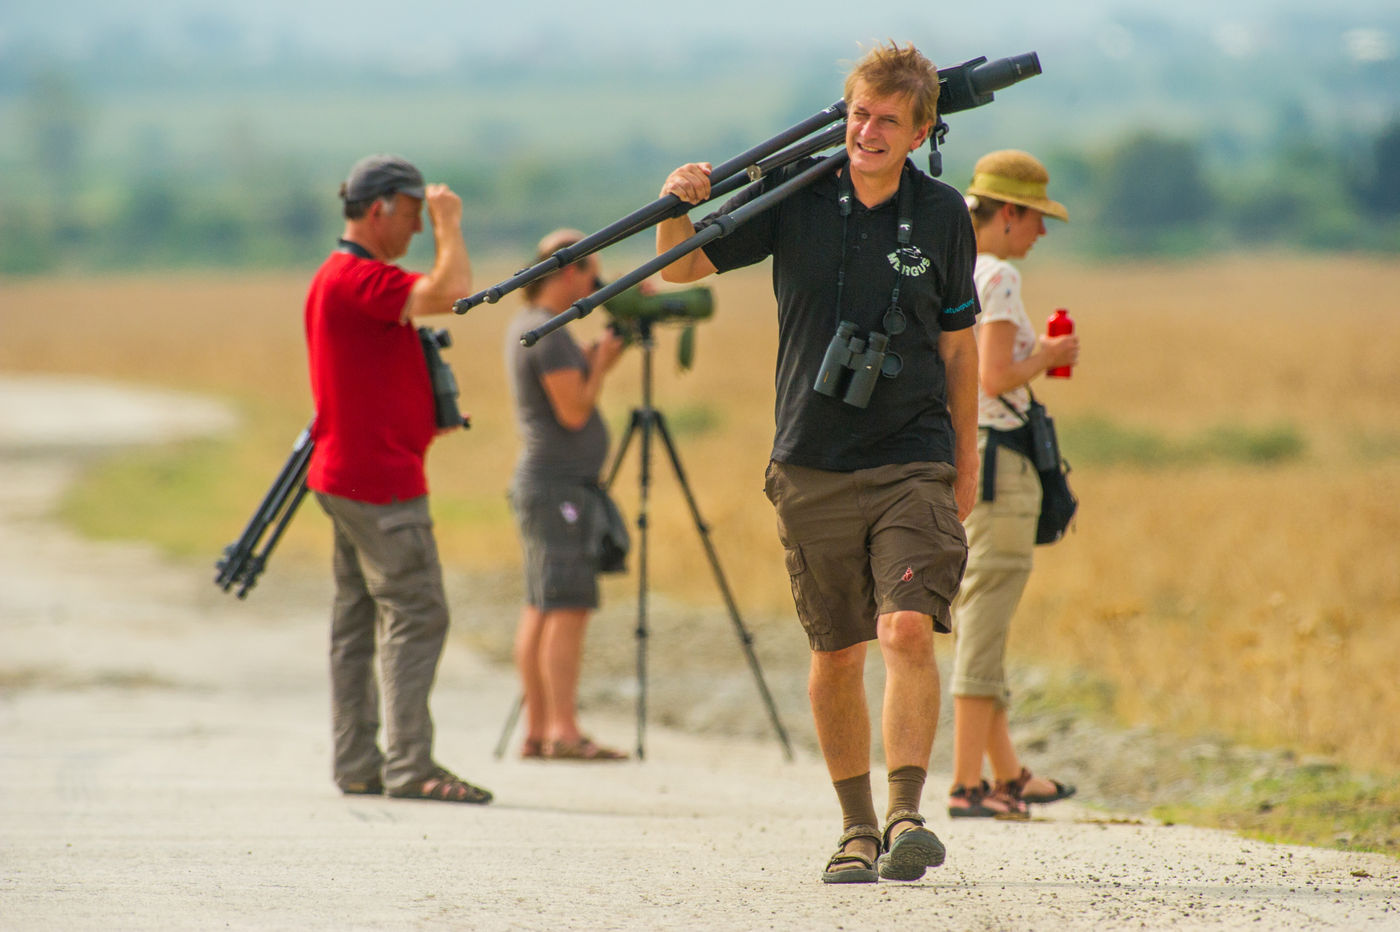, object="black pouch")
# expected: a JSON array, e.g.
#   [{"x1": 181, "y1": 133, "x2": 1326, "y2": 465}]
[
  {"x1": 998, "y1": 391, "x2": 1078, "y2": 546},
  {"x1": 1033, "y1": 457, "x2": 1077, "y2": 545},
  {"x1": 1025, "y1": 400, "x2": 1061, "y2": 473},
  {"x1": 589, "y1": 484, "x2": 631, "y2": 574}
]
